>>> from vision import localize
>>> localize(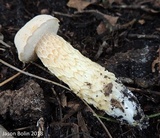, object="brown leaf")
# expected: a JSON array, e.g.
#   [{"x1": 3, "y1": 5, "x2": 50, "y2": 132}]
[
  {"x1": 96, "y1": 21, "x2": 107, "y2": 35},
  {"x1": 61, "y1": 101, "x2": 83, "y2": 122},
  {"x1": 156, "y1": 28, "x2": 160, "y2": 31},
  {"x1": 67, "y1": 0, "x2": 97, "y2": 11},
  {"x1": 138, "y1": 19, "x2": 145, "y2": 25},
  {"x1": 60, "y1": 93, "x2": 67, "y2": 107},
  {"x1": 77, "y1": 112, "x2": 90, "y2": 138},
  {"x1": 71, "y1": 123, "x2": 80, "y2": 138},
  {"x1": 104, "y1": 14, "x2": 119, "y2": 26},
  {"x1": 152, "y1": 0, "x2": 160, "y2": 7}
]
